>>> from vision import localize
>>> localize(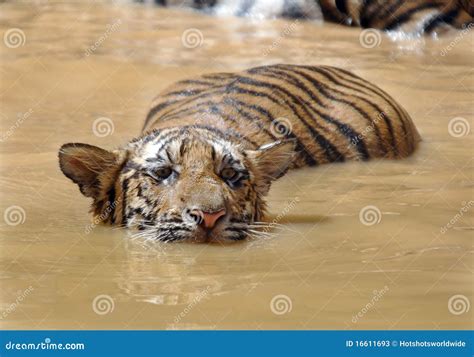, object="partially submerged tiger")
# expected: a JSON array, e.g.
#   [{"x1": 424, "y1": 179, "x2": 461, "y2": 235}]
[
  {"x1": 131, "y1": 0, "x2": 473, "y2": 35},
  {"x1": 59, "y1": 64, "x2": 420, "y2": 243}
]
